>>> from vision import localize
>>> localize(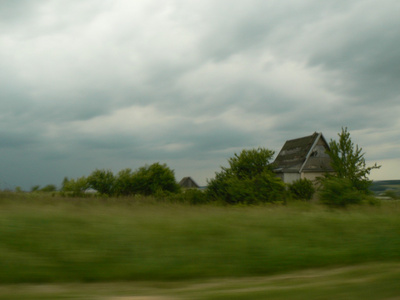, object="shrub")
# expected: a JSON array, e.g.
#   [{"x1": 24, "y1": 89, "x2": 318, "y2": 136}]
[
  {"x1": 40, "y1": 184, "x2": 57, "y2": 192},
  {"x1": 62, "y1": 176, "x2": 89, "y2": 197},
  {"x1": 130, "y1": 163, "x2": 181, "y2": 196},
  {"x1": 383, "y1": 190, "x2": 400, "y2": 200},
  {"x1": 207, "y1": 148, "x2": 287, "y2": 204},
  {"x1": 114, "y1": 168, "x2": 136, "y2": 196},
  {"x1": 327, "y1": 127, "x2": 380, "y2": 193},
  {"x1": 63, "y1": 163, "x2": 180, "y2": 198},
  {"x1": 218, "y1": 176, "x2": 257, "y2": 205},
  {"x1": 288, "y1": 179, "x2": 315, "y2": 201},
  {"x1": 31, "y1": 185, "x2": 40, "y2": 192},
  {"x1": 87, "y1": 169, "x2": 116, "y2": 196},
  {"x1": 253, "y1": 171, "x2": 287, "y2": 203},
  {"x1": 181, "y1": 189, "x2": 208, "y2": 205},
  {"x1": 165, "y1": 189, "x2": 209, "y2": 205},
  {"x1": 319, "y1": 177, "x2": 364, "y2": 207}
]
